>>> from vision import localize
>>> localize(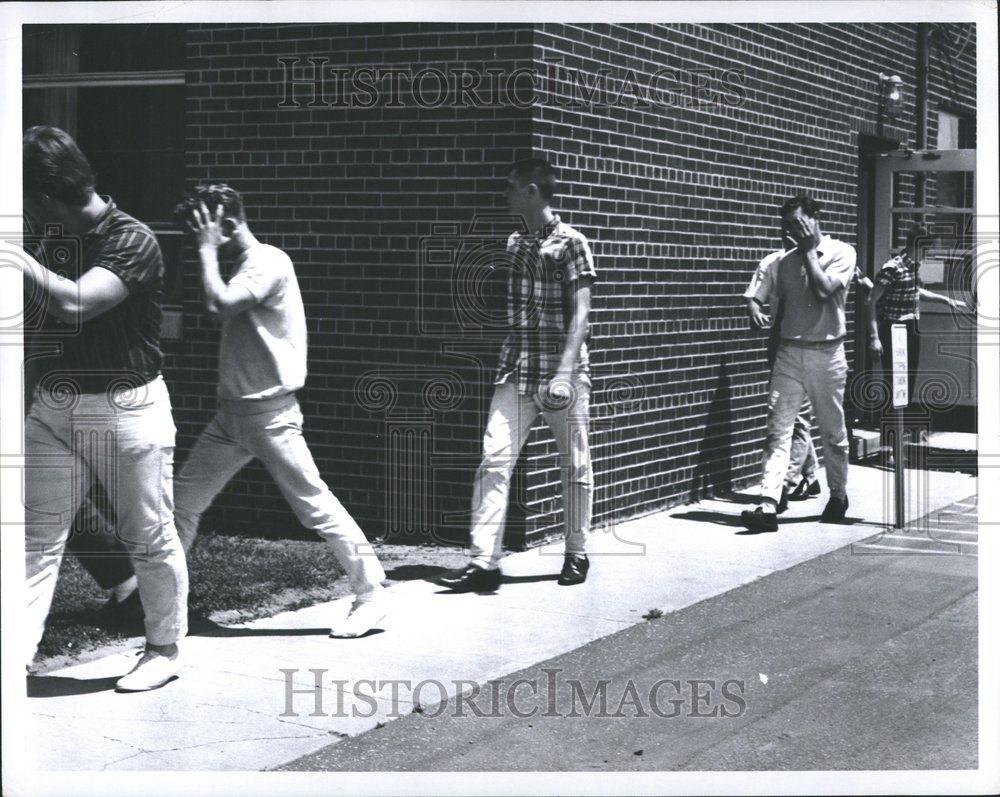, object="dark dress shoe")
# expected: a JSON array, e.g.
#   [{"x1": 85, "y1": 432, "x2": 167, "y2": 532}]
[
  {"x1": 557, "y1": 554, "x2": 590, "y2": 586},
  {"x1": 98, "y1": 588, "x2": 144, "y2": 625},
  {"x1": 788, "y1": 477, "x2": 821, "y2": 501},
  {"x1": 740, "y1": 507, "x2": 778, "y2": 532},
  {"x1": 820, "y1": 495, "x2": 850, "y2": 523},
  {"x1": 436, "y1": 563, "x2": 501, "y2": 593},
  {"x1": 777, "y1": 487, "x2": 789, "y2": 514}
]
